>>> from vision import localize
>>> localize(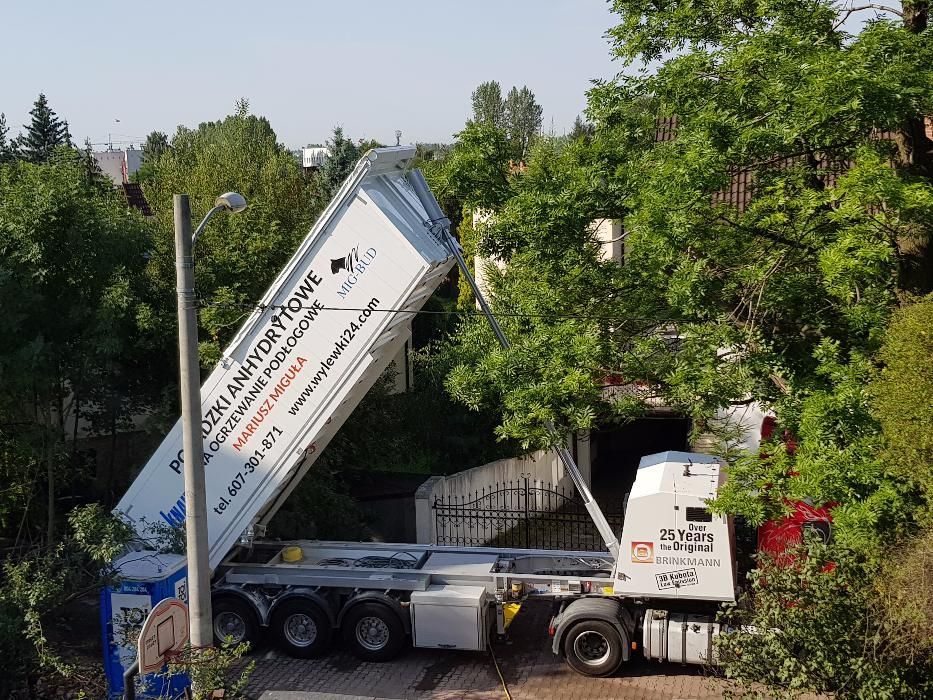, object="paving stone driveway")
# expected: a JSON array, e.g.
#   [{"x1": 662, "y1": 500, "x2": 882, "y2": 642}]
[{"x1": 246, "y1": 599, "x2": 730, "y2": 700}]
